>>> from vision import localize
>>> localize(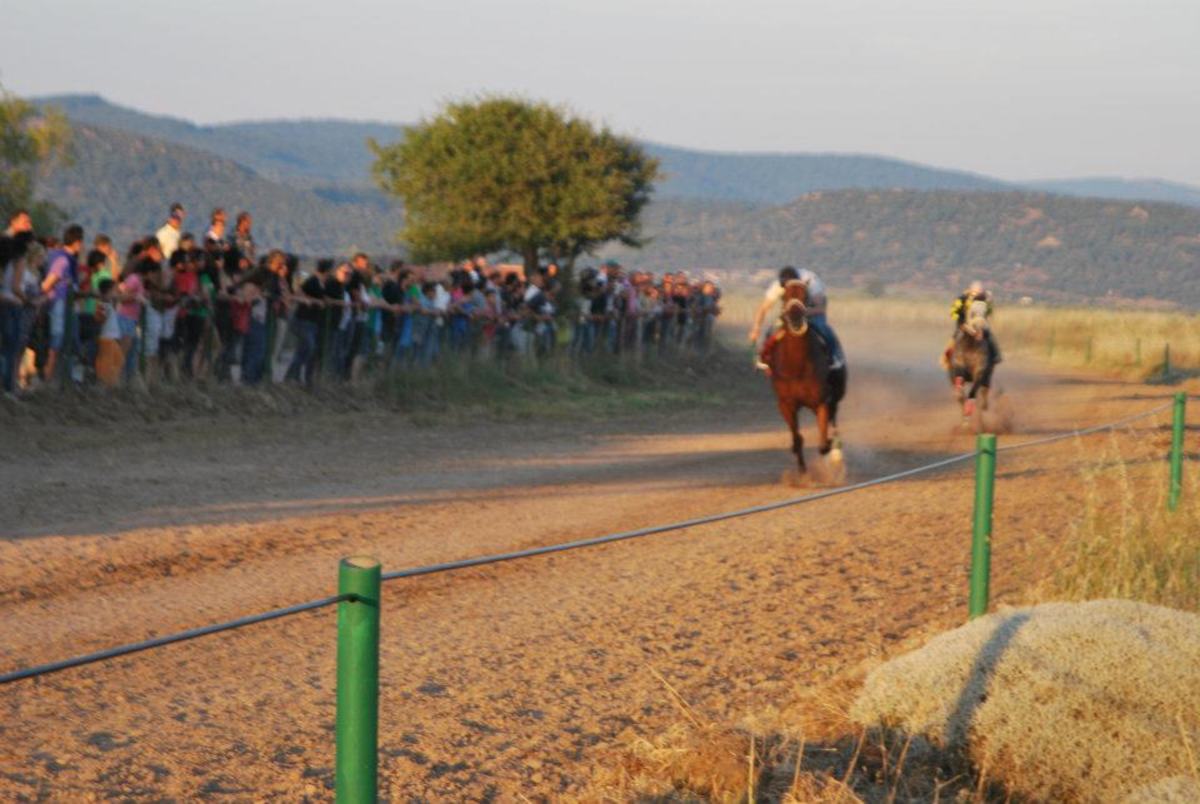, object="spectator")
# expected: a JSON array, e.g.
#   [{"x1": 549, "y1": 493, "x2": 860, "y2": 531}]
[
  {"x1": 155, "y1": 203, "x2": 185, "y2": 260},
  {"x1": 326, "y1": 262, "x2": 354, "y2": 380},
  {"x1": 117, "y1": 241, "x2": 149, "y2": 385},
  {"x1": 76, "y1": 249, "x2": 110, "y2": 377},
  {"x1": 93, "y1": 233, "x2": 122, "y2": 281},
  {"x1": 40, "y1": 223, "x2": 84, "y2": 382},
  {"x1": 233, "y1": 211, "x2": 255, "y2": 274},
  {"x1": 93, "y1": 278, "x2": 124, "y2": 388},
  {"x1": 240, "y1": 276, "x2": 268, "y2": 385},
  {"x1": 286, "y1": 258, "x2": 330, "y2": 387},
  {"x1": 0, "y1": 211, "x2": 34, "y2": 395}
]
